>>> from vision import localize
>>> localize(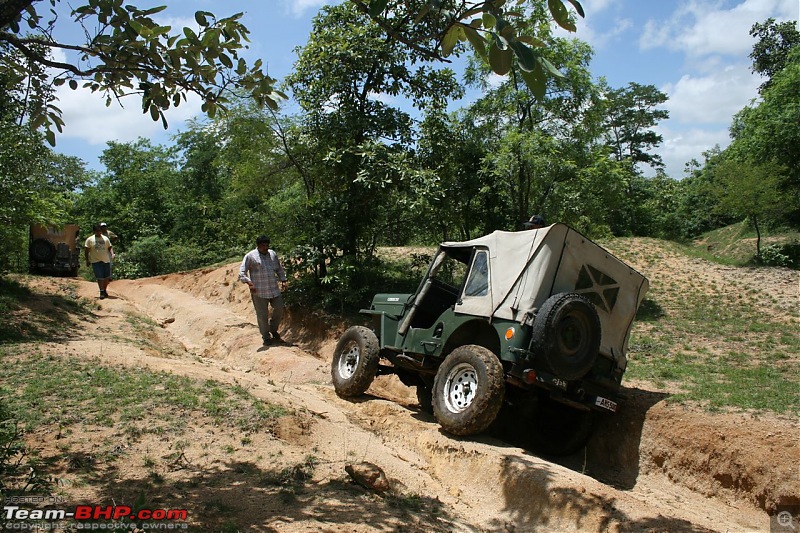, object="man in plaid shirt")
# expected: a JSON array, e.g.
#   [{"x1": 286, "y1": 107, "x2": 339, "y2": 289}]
[{"x1": 239, "y1": 235, "x2": 288, "y2": 345}]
